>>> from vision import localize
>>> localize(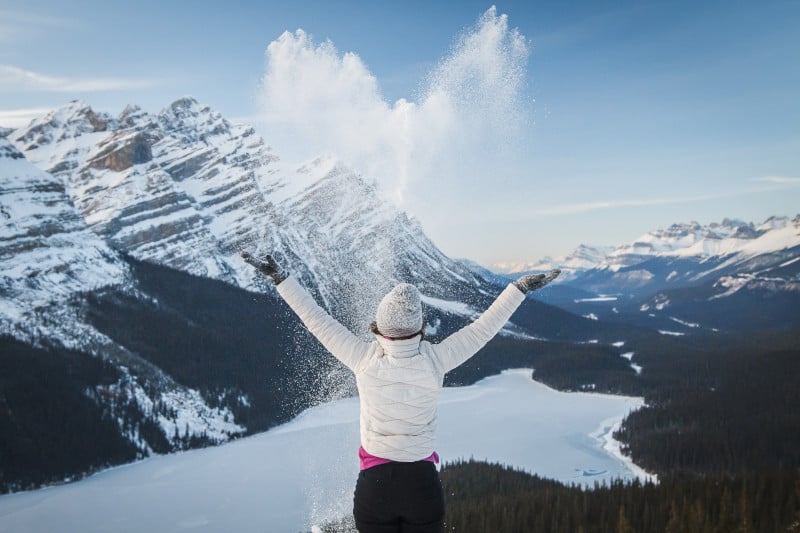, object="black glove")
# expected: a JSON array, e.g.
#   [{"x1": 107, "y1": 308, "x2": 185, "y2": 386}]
[
  {"x1": 513, "y1": 269, "x2": 560, "y2": 294},
  {"x1": 240, "y1": 251, "x2": 288, "y2": 285}
]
